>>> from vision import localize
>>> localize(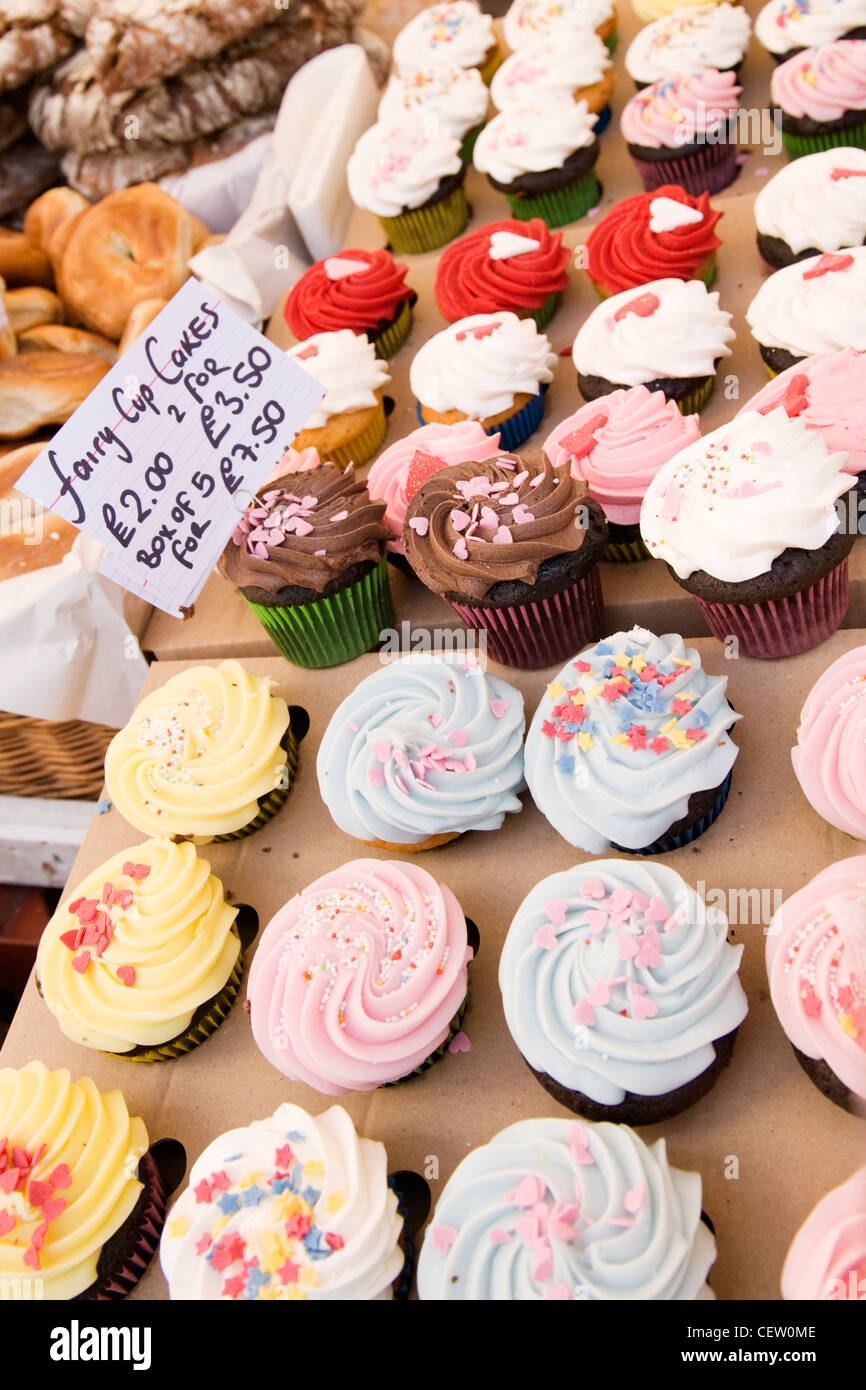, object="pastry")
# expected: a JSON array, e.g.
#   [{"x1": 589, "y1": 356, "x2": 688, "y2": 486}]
[
  {"x1": 0, "y1": 227, "x2": 53, "y2": 287},
  {"x1": 0, "y1": 348, "x2": 109, "y2": 439},
  {"x1": 0, "y1": 440, "x2": 79, "y2": 579}
]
